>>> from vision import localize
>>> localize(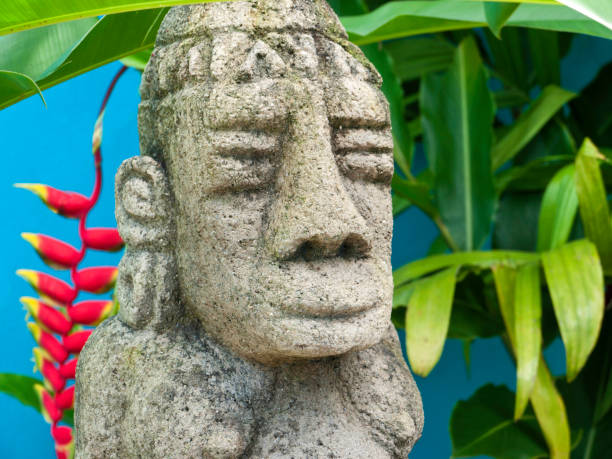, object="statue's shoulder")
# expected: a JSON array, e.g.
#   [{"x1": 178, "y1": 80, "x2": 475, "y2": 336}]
[
  {"x1": 337, "y1": 325, "x2": 425, "y2": 458},
  {"x1": 75, "y1": 317, "x2": 274, "y2": 458}
]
